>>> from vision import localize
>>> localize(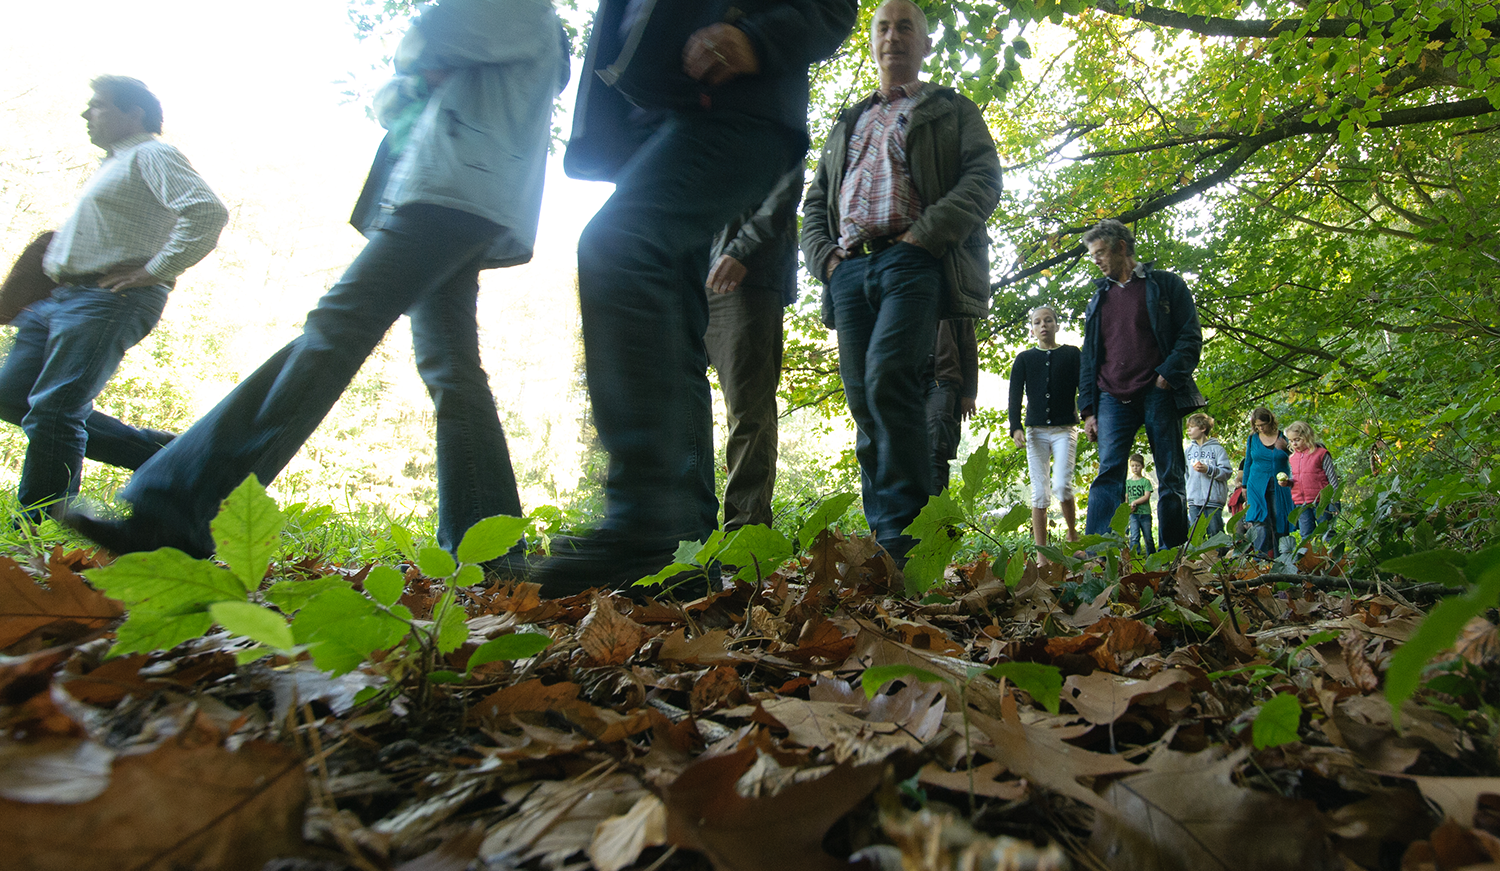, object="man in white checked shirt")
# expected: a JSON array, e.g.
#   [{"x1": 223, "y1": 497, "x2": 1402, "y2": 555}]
[{"x1": 0, "y1": 76, "x2": 226, "y2": 523}]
